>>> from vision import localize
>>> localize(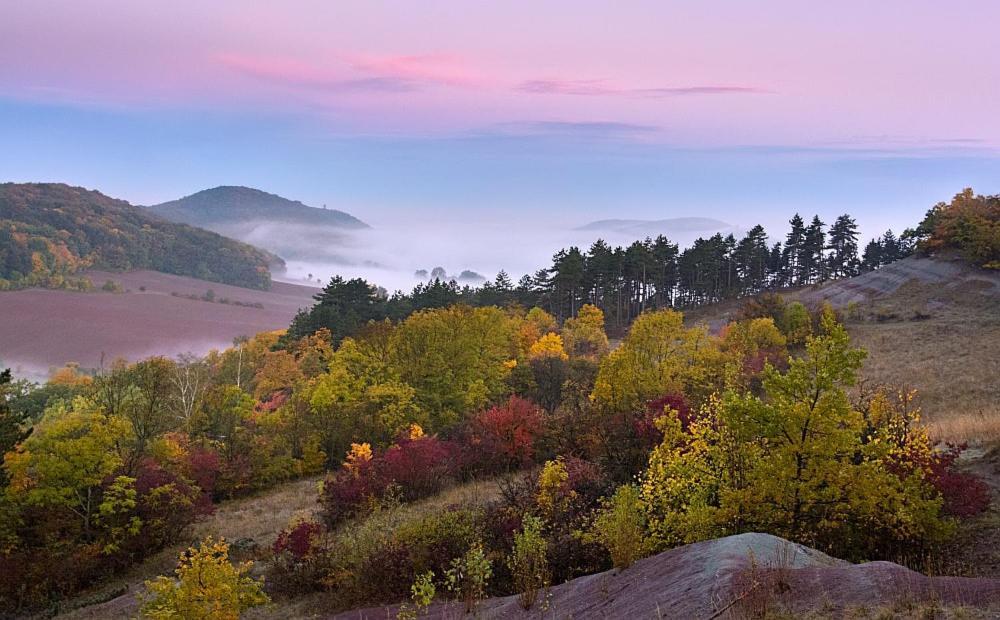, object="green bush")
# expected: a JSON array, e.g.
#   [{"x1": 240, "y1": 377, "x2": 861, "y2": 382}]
[
  {"x1": 585, "y1": 484, "x2": 650, "y2": 569},
  {"x1": 507, "y1": 515, "x2": 549, "y2": 609},
  {"x1": 444, "y1": 542, "x2": 492, "y2": 613}
]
